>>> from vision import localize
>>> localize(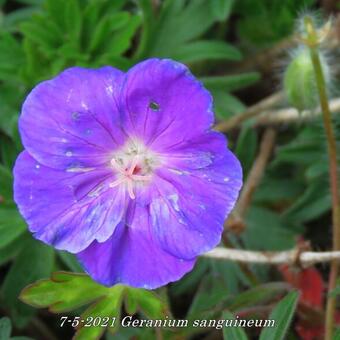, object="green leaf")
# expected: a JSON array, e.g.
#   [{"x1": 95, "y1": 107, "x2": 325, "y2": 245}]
[
  {"x1": 58, "y1": 251, "x2": 84, "y2": 272},
  {"x1": 201, "y1": 72, "x2": 260, "y2": 91},
  {"x1": 0, "y1": 233, "x2": 28, "y2": 266},
  {"x1": 187, "y1": 274, "x2": 232, "y2": 319},
  {"x1": 283, "y1": 180, "x2": 331, "y2": 223},
  {"x1": 172, "y1": 40, "x2": 241, "y2": 63},
  {"x1": 229, "y1": 282, "x2": 291, "y2": 311},
  {"x1": 235, "y1": 126, "x2": 258, "y2": 175},
  {"x1": 20, "y1": 272, "x2": 108, "y2": 311},
  {"x1": 2, "y1": 239, "x2": 54, "y2": 327},
  {"x1": 44, "y1": 0, "x2": 67, "y2": 29},
  {"x1": 20, "y1": 17, "x2": 61, "y2": 52},
  {"x1": 1, "y1": 7, "x2": 41, "y2": 33},
  {"x1": 222, "y1": 310, "x2": 248, "y2": 340},
  {"x1": 210, "y1": 0, "x2": 234, "y2": 22},
  {"x1": 170, "y1": 258, "x2": 209, "y2": 296},
  {"x1": 15, "y1": 0, "x2": 43, "y2": 5},
  {"x1": 64, "y1": 0, "x2": 82, "y2": 39},
  {"x1": 136, "y1": 0, "x2": 217, "y2": 58},
  {"x1": 101, "y1": 15, "x2": 141, "y2": 57},
  {"x1": 333, "y1": 327, "x2": 340, "y2": 339},
  {"x1": 75, "y1": 286, "x2": 125, "y2": 339},
  {"x1": 0, "y1": 206, "x2": 27, "y2": 249},
  {"x1": 259, "y1": 291, "x2": 299, "y2": 340},
  {"x1": 243, "y1": 207, "x2": 297, "y2": 251},
  {"x1": 254, "y1": 176, "x2": 304, "y2": 204},
  {"x1": 211, "y1": 90, "x2": 245, "y2": 120},
  {"x1": 0, "y1": 136, "x2": 19, "y2": 169},
  {"x1": 0, "y1": 164, "x2": 13, "y2": 202},
  {"x1": 88, "y1": 12, "x2": 130, "y2": 53},
  {"x1": 20, "y1": 272, "x2": 168, "y2": 339},
  {"x1": 0, "y1": 317, "x2": 11, "y2": 340},
  {"x1": 0, "y1": 32, "x2": 24, "y2": 81},
  {"x1": 124, "y1": 288, "x2": 166, "y2": 319}
]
